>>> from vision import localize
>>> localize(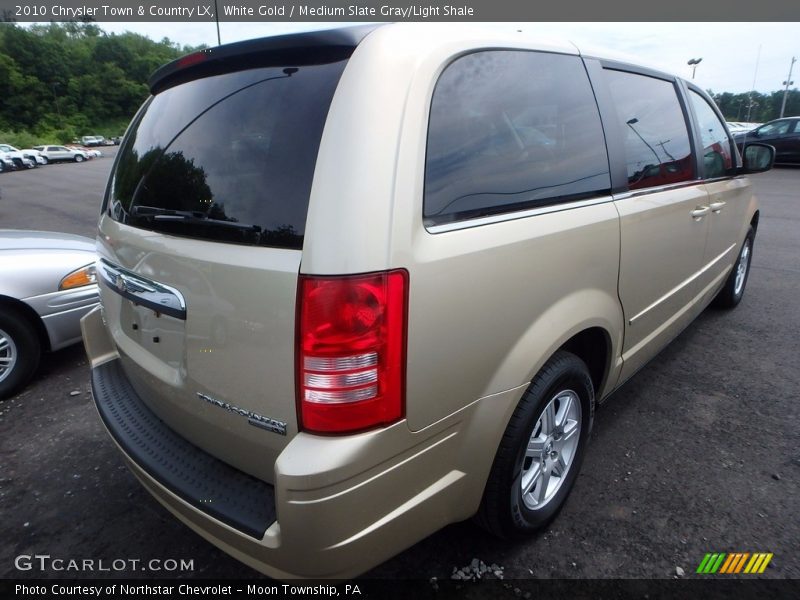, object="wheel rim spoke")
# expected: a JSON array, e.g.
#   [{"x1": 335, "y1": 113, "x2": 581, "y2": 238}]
[
  {"x1": 0, "y1": 328, "x2": 17, "y2": 382},
  {"x1": 734, "y1": 241, "x2": 750, "y2": 295},
  {"x1": 534, "y1": 468, "x2": 551, "y2": 503},
  {"x1": 526, "y1": 437, "x2": 546, "y2": 459},
  {"x1": 519, "y1": 388, "x2": 583, "y2": 511},
  {"x1": 555, "y1": 393, "x2": 572, "y2": 428},
  {"x1": 562, "y1": 419, "x2": 579, "y2": 442},
  {"x1": 552, "y1": 453, "x2": 568, "y2": 477},
  {"x1": 521, "y1": 463, "x2": 542, "y2": 497},
  {"x1": 542, "y1": 401, "x2": 556, "y2": 436}
]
